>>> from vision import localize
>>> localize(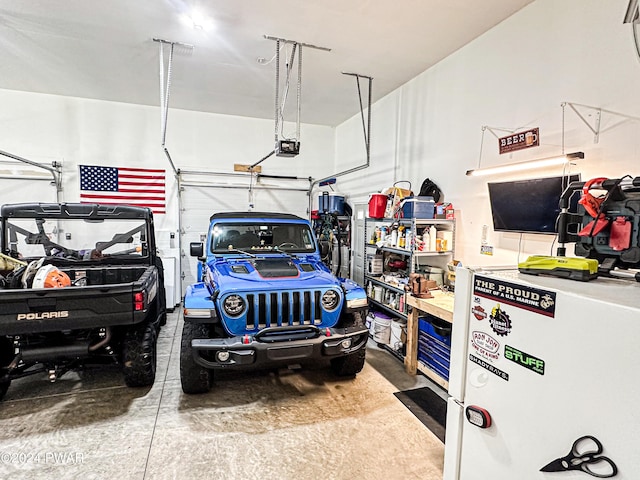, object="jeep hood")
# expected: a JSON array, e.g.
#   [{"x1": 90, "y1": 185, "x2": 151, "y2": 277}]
[{"x1": 208, "y1": 256, "x2": 340, "y2": 291}]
